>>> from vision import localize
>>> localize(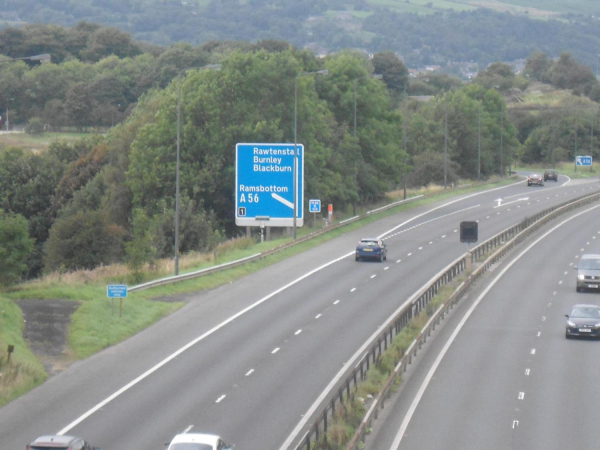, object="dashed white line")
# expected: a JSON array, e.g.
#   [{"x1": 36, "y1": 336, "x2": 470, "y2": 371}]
[
  {"x1": 384, "y1": 266, "x2": 390, "y2": 271},
  {"x1": 559, "y1": 280, "x2": 563, "y2": 285},
  {"x1": 537, "y1": 332, "x2": 541, "y2": 337},
  {"x1": 272, "y1": 348, "x2": 280, "y2": 354},
  {"x1": 407, "y1": 253, "x2": 412, "y2": 256},
  {"x1": 216, "y1": 395, "x2": 226, "y2": 403},
  {"x1": 334, "y1": 300, "x2": 341, "y2": 305},
  {"x1": 245, "y1": 369, "x2": 254, "y2": 376},
  {"x1": 531, "y1": 349, "x2": 536, "y2": 355},
  {"x1": 564, "y1": 271, "x2": 568, "y2": 275},
  {"x1": 525, "y1": 368, "x2": 531, "y2": 376},
  {"x1": 315, "y1": 314, "x2": 322, "y2": 319},
  {"x1": 542, "y1": 316, "x2": 546, "y2": 321},
  {"x1": 295, "y1": 329, "x2": 302, "y2": 335},
  {"x1": 370, "y1": 275, "x2": 376, "y2": 279},
  {"x1": 429, "y1": 241, "x2": 433, "y2": 244},
  {"x1": 518, "y1": 392, "x2": 525, "y2": 400},
  {"x1": 418, "y1": 247, "x2": 423, "y2": 250},
  {"x1": 350, "y1": 288, "x2": 356, "y2": 292},
  {"x1": 442, "y1": 235, "x2": 446, "y2": 238},
  {"x1": 396, "y1": 259, "x2": 402, "y2": 263}
]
